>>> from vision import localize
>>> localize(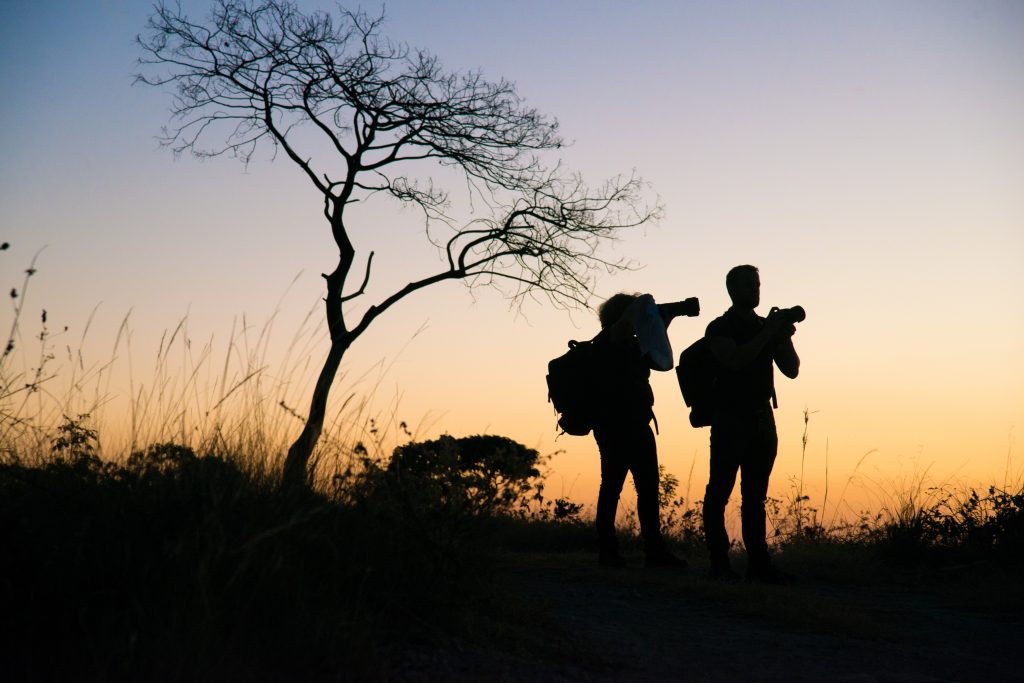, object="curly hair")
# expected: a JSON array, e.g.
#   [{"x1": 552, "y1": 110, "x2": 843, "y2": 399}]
[{"x1": 598, "y1": 292, "x2": 643, "y2": 329}]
